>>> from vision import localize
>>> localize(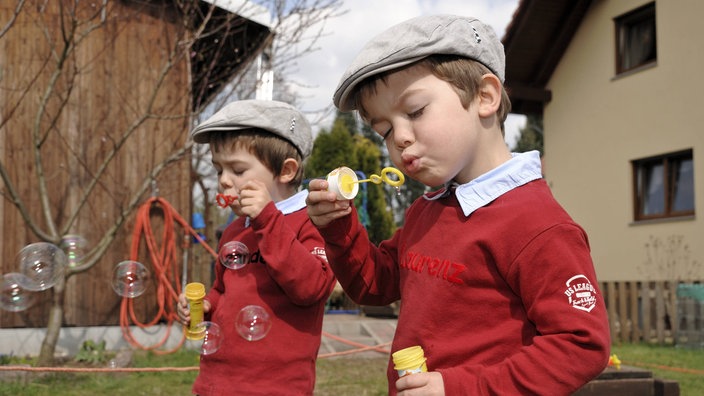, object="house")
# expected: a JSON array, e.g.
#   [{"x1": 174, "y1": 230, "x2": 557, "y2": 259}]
[
  {"x1": 0, "y1": 0, "x2": 273, "y2": 330},
  {"x1": 503, "y1": 0, "x2": 702, "y2": 283}
]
